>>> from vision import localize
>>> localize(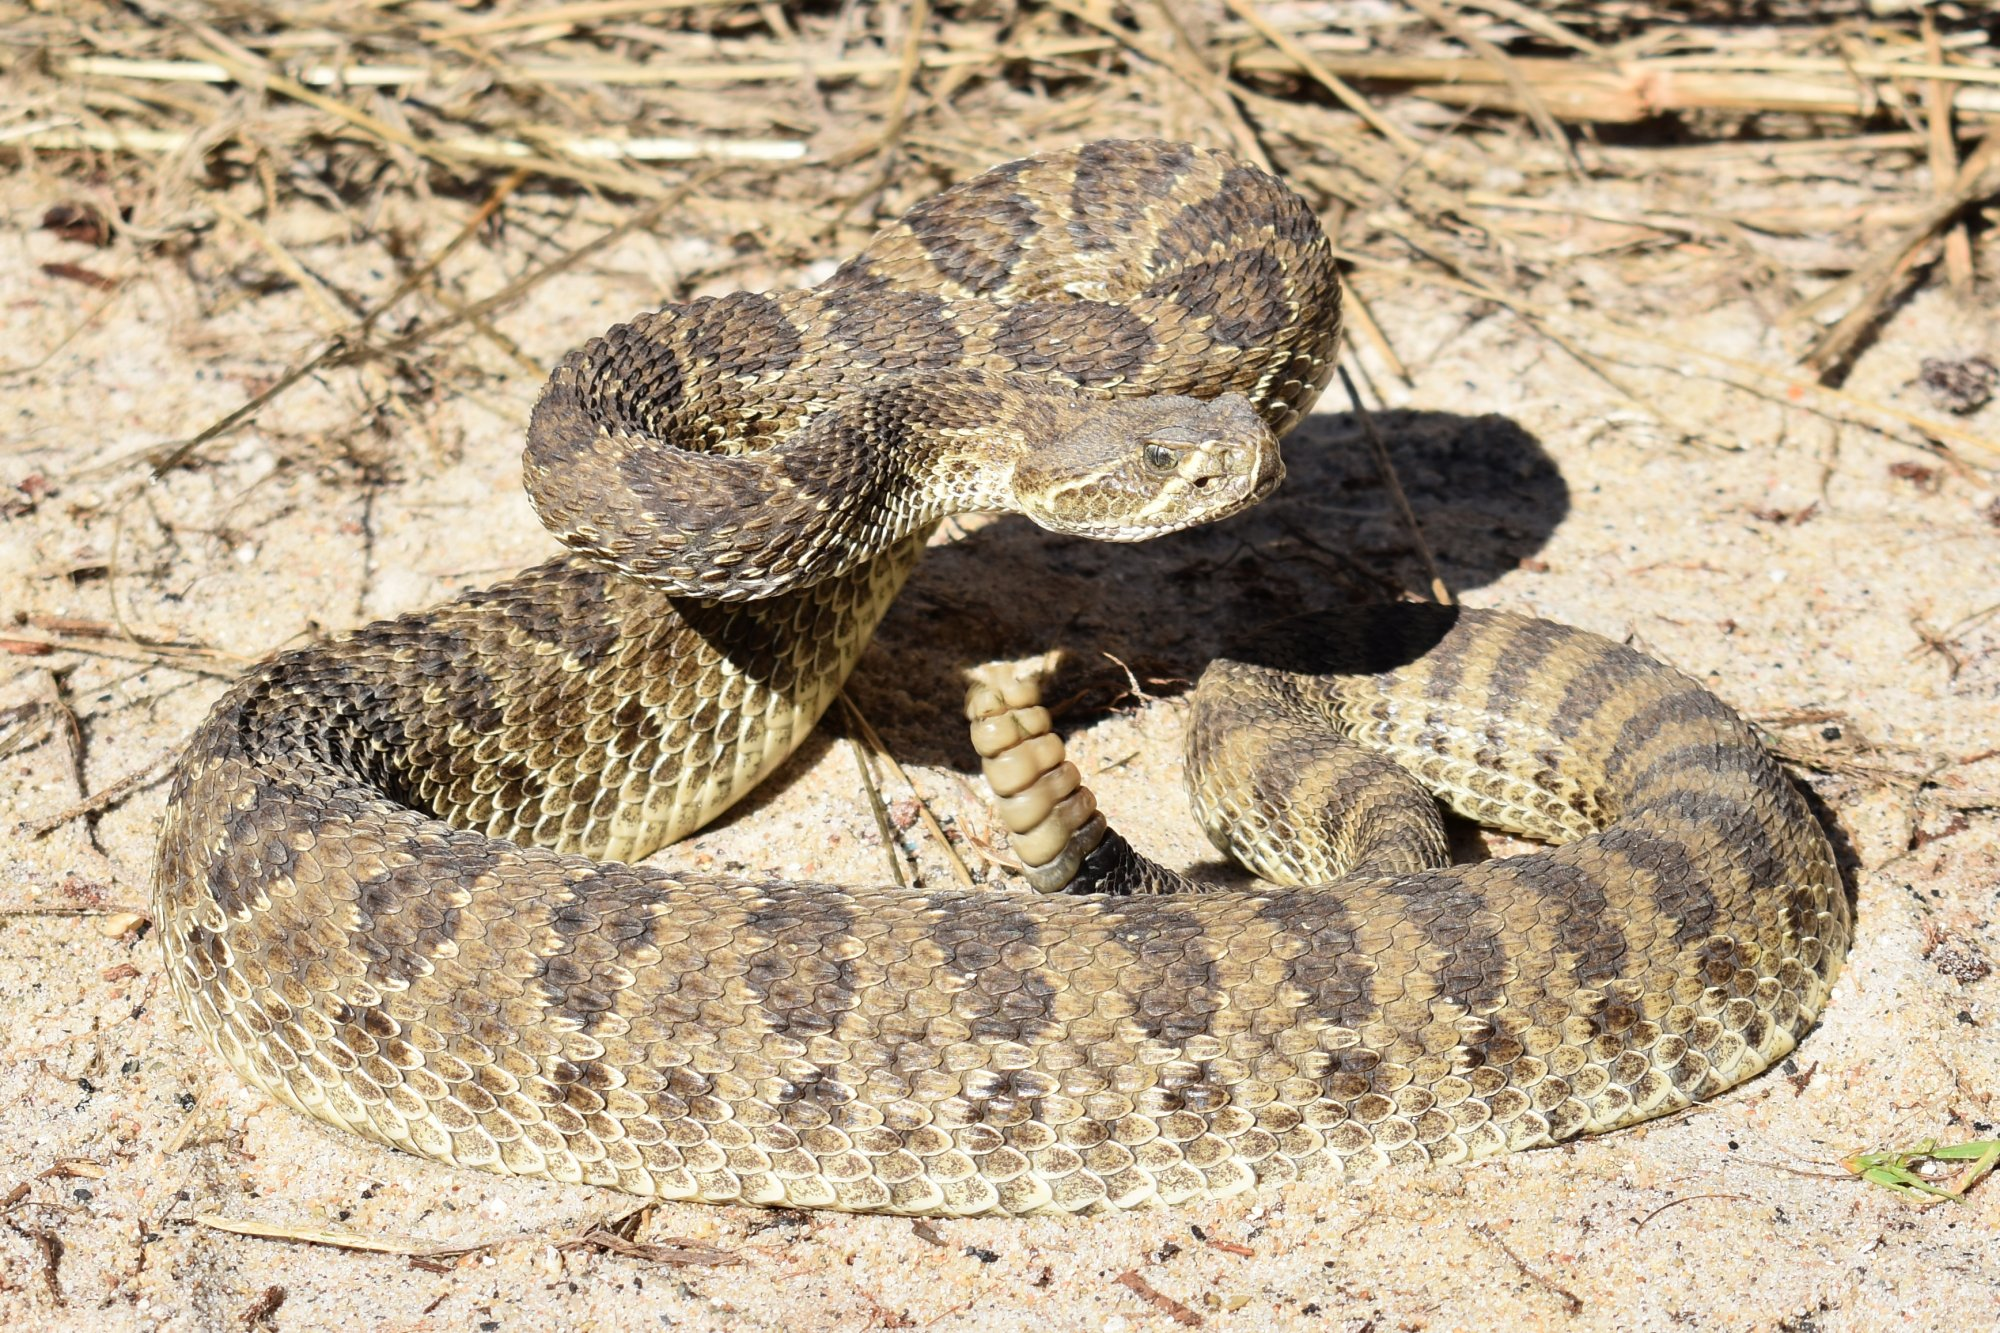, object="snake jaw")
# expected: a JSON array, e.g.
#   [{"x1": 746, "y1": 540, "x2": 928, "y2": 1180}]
[
  {"x1": 1010, "y1": 390, "x2": 1285, "y2": 541},
  {"x1": 1235, "y1": 434, "x2": 1287, "y2": 506}
]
